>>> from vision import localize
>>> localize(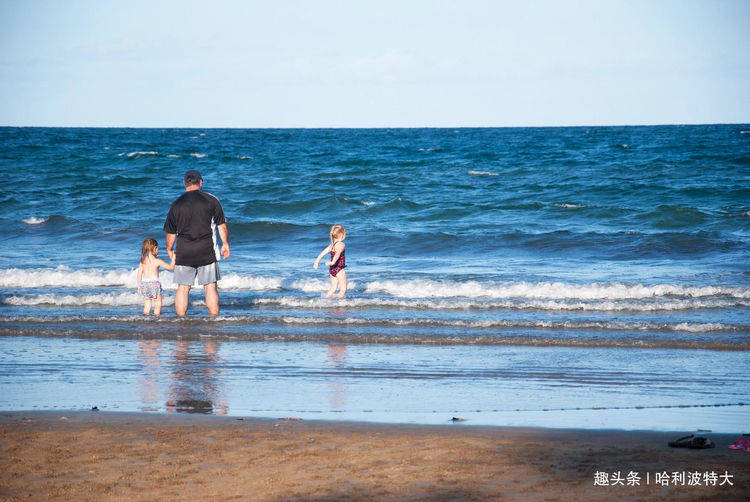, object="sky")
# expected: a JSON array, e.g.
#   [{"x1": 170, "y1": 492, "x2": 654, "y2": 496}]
[{"x1": 0, "y1": 0, "x2": 748, "y2": 127}]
